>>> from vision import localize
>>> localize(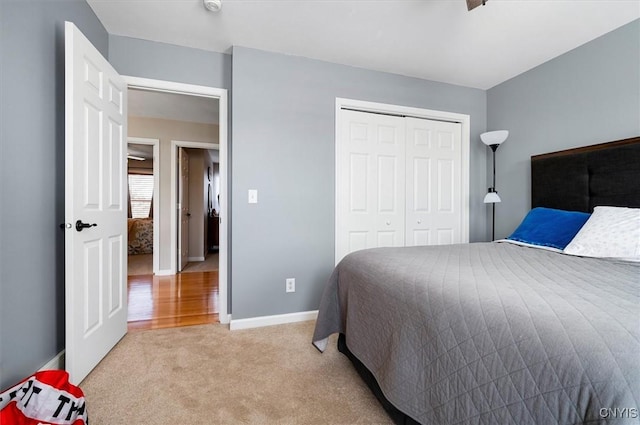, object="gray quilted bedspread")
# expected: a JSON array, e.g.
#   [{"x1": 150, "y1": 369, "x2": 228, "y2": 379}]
[{"x1": 312, "y1": 243, "x2": 640, "y2": 424}]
